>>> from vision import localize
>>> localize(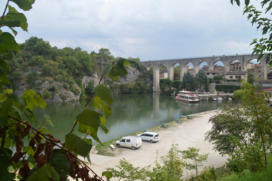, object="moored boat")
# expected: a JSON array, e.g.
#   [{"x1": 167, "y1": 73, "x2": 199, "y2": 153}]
[{"x1": 176, "y1": 90, "x2": 200, "y2": 103}]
